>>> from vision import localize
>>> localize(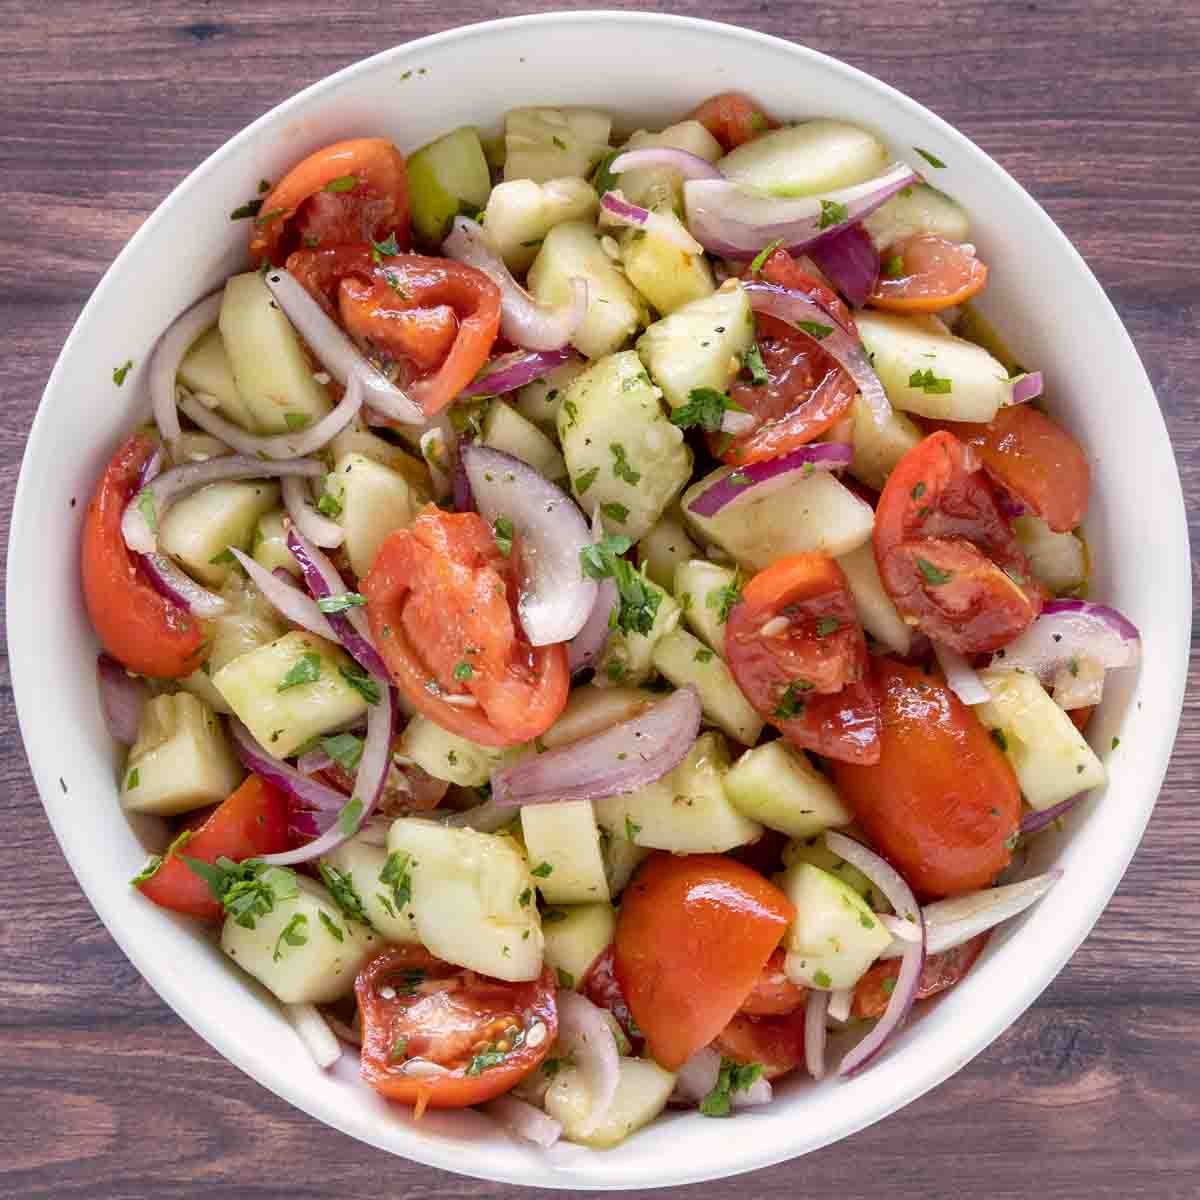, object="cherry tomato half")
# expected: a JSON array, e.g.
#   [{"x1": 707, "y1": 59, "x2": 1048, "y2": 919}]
[
  {"x1": 363, "y1": 508, "x2": 569, "y2": 747},
  {"x1": 713, "y1": 1008, "x2": 808, "y2": 1080},
  {"x1": 832, "y1": 659, "x2": 1021, "y2": 898},
  {"x1": 613, "y1": 853, "x2": 794, "y2": 1070},
  {"x1": 690, "y1": 92, "x2": 778, "y2": 151},
  {"x1": 81, "y1": 433, "x2": 207, "y2": 678},
  {"x1": 874, "y1": 431, "x2": 1042, "y2": 654},
  {"x1": 726, "y1": 553, "x2": 881, "y2": 765},
  {"x1": 357, "y1": 946, "x2": 557, "y2": 1109},
  {"x1": 581, "y1": 945, "x2": 643, "y2": 1051},
  {"x1": 739, "y1": 948, "x2": 808, "y2": 1017},
  {"x1": 868, "y1": 235, "x2": 988, "y2": 312},
  {"x1": 249, "y1": 138, "x2": 411, "y2": 265},
  {"x1": 852, "y1": 932, "x2": 991, "y2": 1018}
]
